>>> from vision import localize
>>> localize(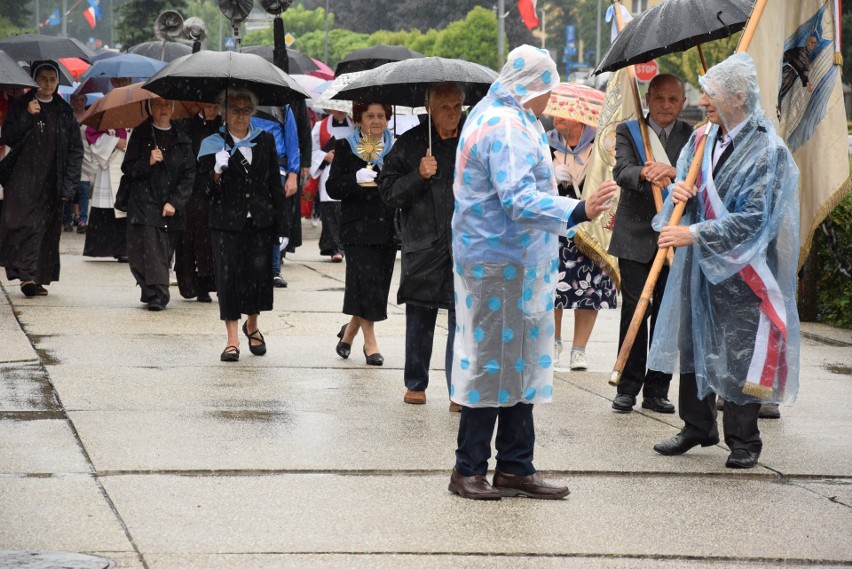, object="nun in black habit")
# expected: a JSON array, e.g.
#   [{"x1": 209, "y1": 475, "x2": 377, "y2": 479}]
[
  {"x1": 0, "y1": 61, "x2": 82, "y2": 297},
  {"x1": 120, "y1": 97, "x2": 194, "y2": 311}
]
